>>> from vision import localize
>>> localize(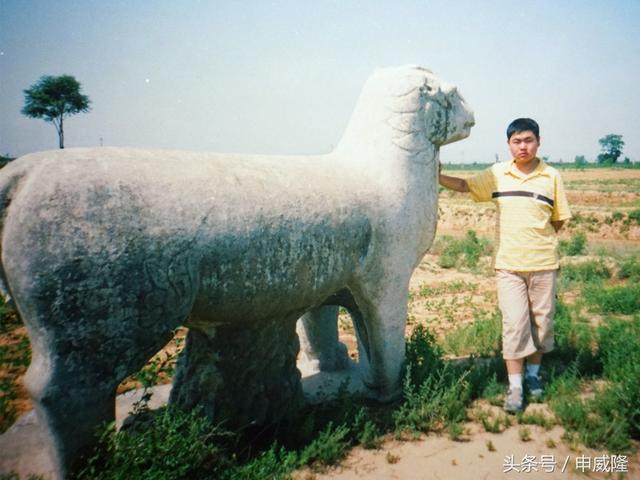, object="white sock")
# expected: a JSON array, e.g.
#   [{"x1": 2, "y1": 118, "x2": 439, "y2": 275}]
[
  {"x1": 526, "y1": 363, "x2": 541, "y2": 378},
  {"x1": 508, "y1": 373, "x2": 523, "y2": 390}
]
